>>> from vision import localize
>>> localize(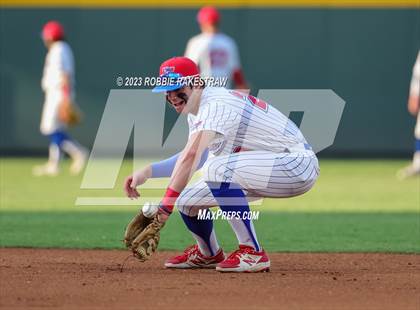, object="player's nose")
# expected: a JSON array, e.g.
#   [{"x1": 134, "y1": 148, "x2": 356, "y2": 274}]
[
  {"x1": 166, "y1": 91, "x2": 176, "y2": 99},
  {"x1": 168, "y1": 91, "x2": 182, "y2": 102}
]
